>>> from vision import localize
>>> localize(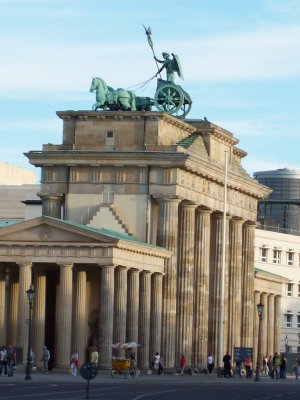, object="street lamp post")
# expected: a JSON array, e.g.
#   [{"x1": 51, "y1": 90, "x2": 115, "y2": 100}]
[
  {"x1": 25, "y1": 285, "x2": 35, "y2": 380},
  {"x1": 254, "y1": 302, "x2": 264, "y2": 382}
]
